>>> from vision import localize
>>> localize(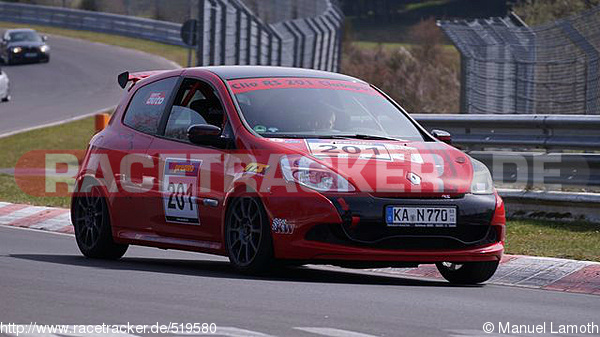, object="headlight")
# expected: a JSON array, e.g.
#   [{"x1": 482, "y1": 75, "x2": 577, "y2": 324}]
[
  {"x1": 40, "y1": 45, "x2": 50, "y2": 53},
  {"x1": 11, "y1": 47, "x2": 22, "y2": 53},
  {"x1": 470, "y1": 158, "x2": 494, "y2": 194},
  {"x1": 280, "y1": 155, "x2": 355, "y2": 192}
]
